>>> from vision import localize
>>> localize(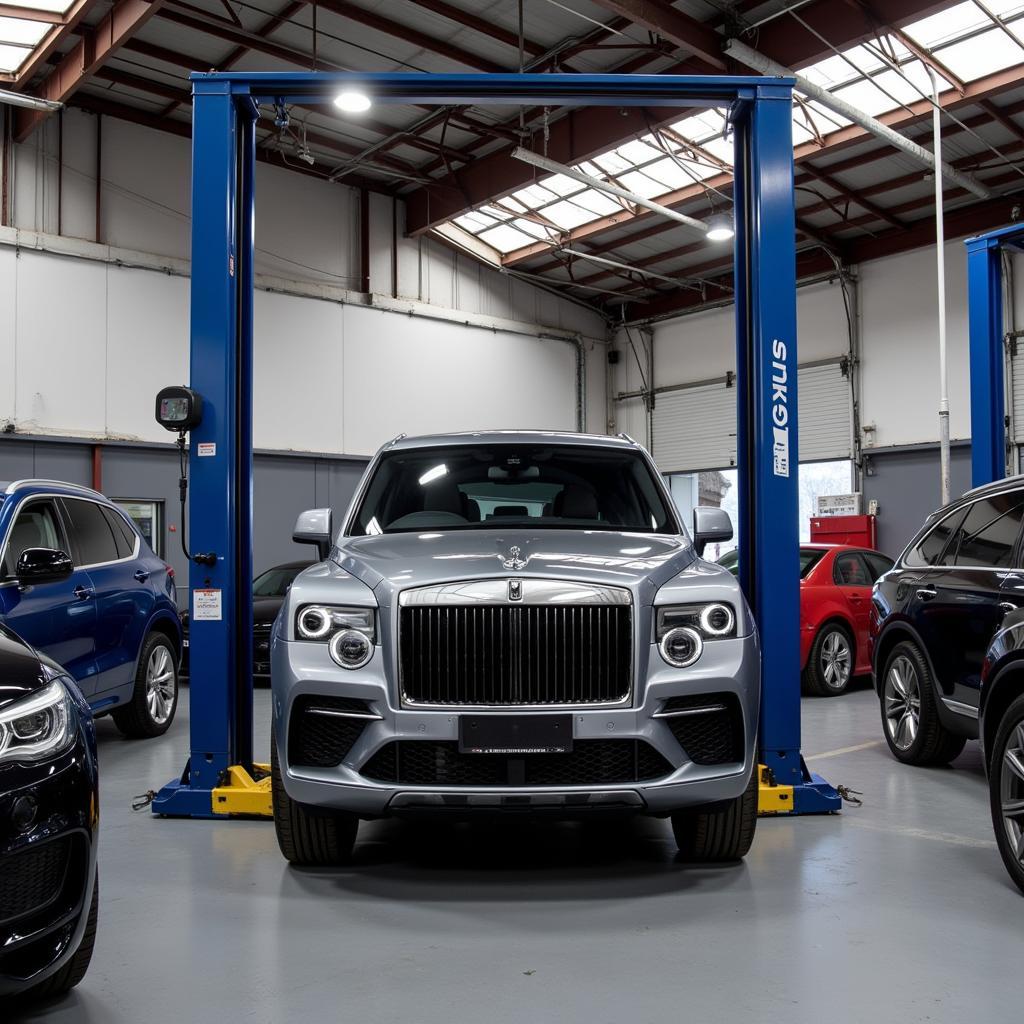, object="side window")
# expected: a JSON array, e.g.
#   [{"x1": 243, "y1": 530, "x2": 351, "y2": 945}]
[
  {"x1": 2, "y1": 500, "x2": 64, "y2": 576},
  {"x1": 834, "y1": 553, "x2": 871, "y2": 586},
  {"x1": 864, "y1": 552, "x2": 895, "y2": 582},
  {"x1": 911, "y1": 507, "x2": 967, "y2": 566},
  {"x1": 62, "y1": 499, "x2": 120, "y2": 566},
  {"x1": 101, "y1": 506, "x2": 137, "y2": 559},
  {"x1": 951, "y1": 493, "x2": 1024, "y2": 568}
]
